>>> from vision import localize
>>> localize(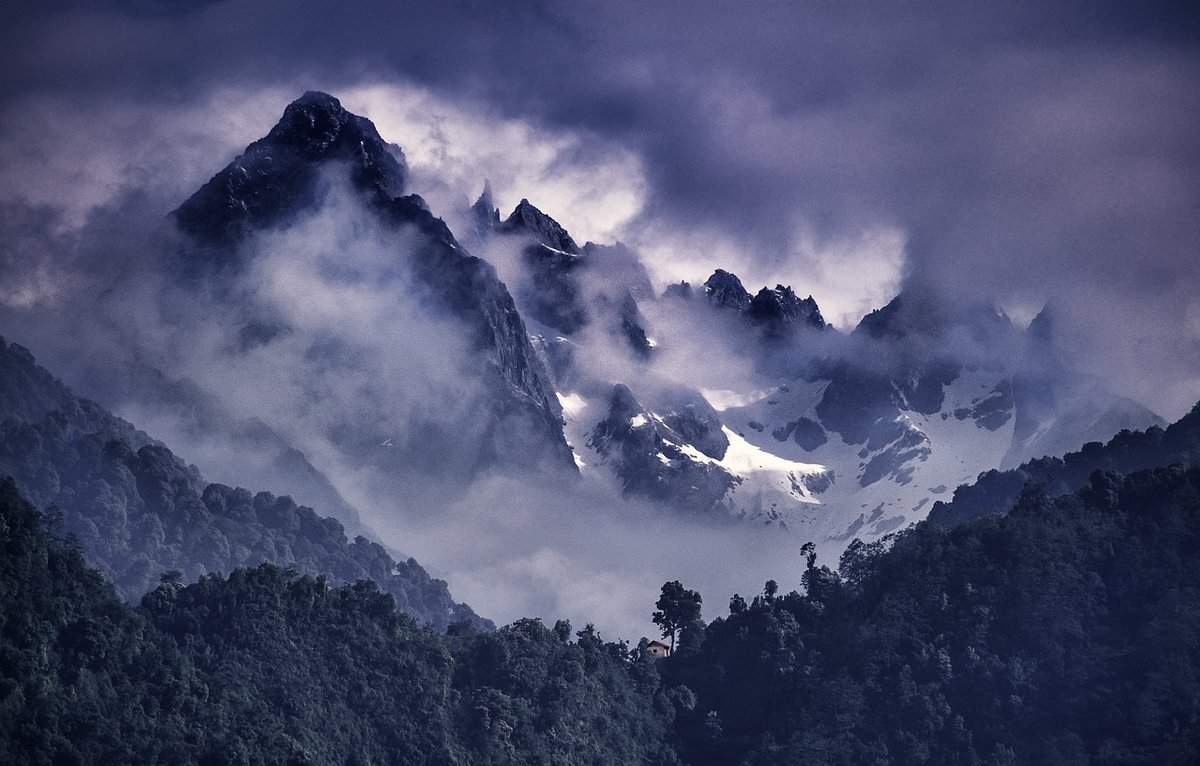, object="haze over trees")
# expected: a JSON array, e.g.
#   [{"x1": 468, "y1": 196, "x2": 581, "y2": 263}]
[{"x1": 5, "y1": 443, "x2": 1200, "y2": 763}]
